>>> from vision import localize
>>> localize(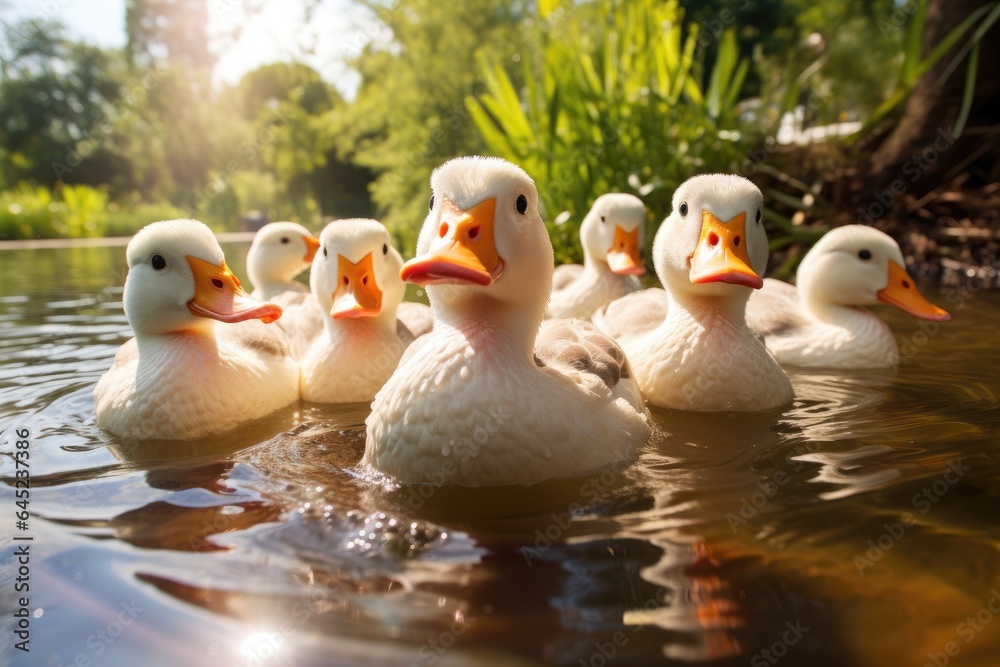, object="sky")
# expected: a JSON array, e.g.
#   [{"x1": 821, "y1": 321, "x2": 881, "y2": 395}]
[{"x1": 1, "y1": 0, "x2": 370, "y2": 98}]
